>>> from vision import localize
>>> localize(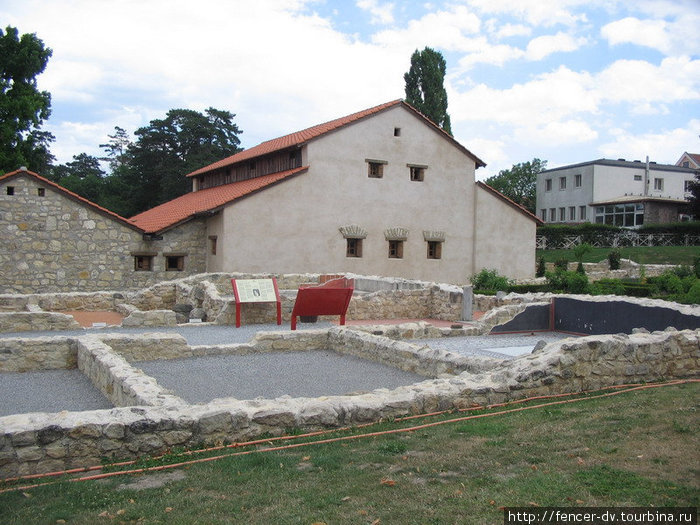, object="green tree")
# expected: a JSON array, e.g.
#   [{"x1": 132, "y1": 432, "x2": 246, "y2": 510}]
[
  {"x1": 485, "y1": 158, "x2": 547, "y2": 214},
  {"x1": 48, "y1": 153, "x2": 106, "y2": 203},
  {"x1": 120, "y1": 107, "x2": 243, "y2": 216},
  {"x1": 404, "y1": 47, "x2": 452, "y2": 134},
  {"x1": 0, "y1": 26, "x2": 54, "y2": 173}
]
